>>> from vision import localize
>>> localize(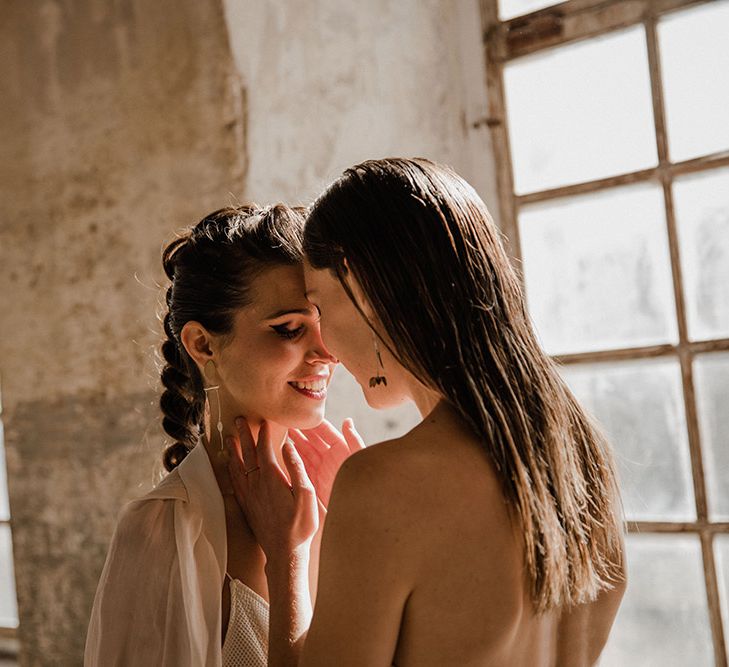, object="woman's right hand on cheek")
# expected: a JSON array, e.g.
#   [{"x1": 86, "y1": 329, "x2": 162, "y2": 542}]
[{"x1": 227, "y1": 417, "x2": 319, "y2": 562}]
